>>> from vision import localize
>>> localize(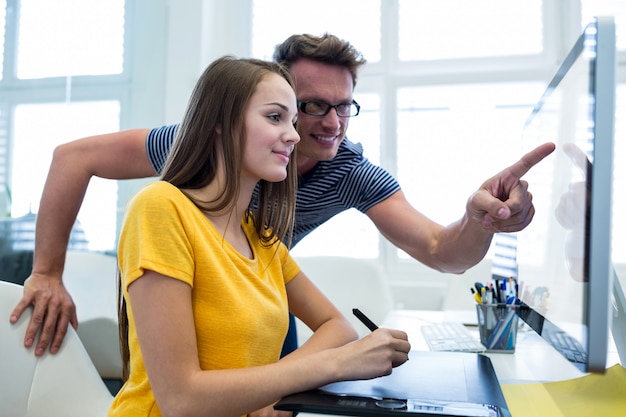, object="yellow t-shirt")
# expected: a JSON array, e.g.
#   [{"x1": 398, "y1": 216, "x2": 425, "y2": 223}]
[{"x1": 109, "y1": 181, "x2": 300, "y2": 417}]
